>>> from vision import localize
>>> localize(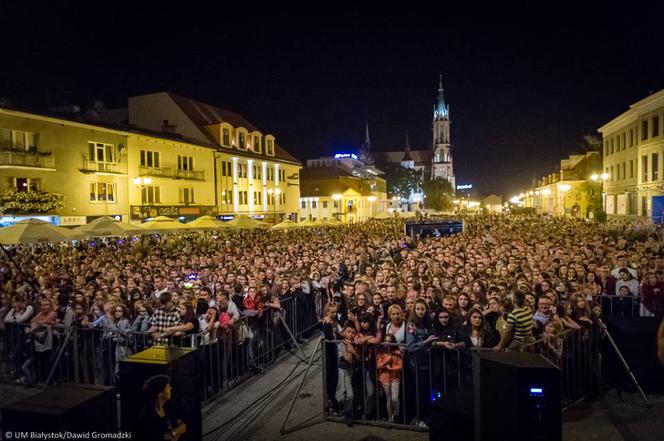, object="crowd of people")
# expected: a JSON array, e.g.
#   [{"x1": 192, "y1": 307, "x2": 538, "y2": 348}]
[{"x1": 0, "y1": 215, "x2": 663, "y2": 427}]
